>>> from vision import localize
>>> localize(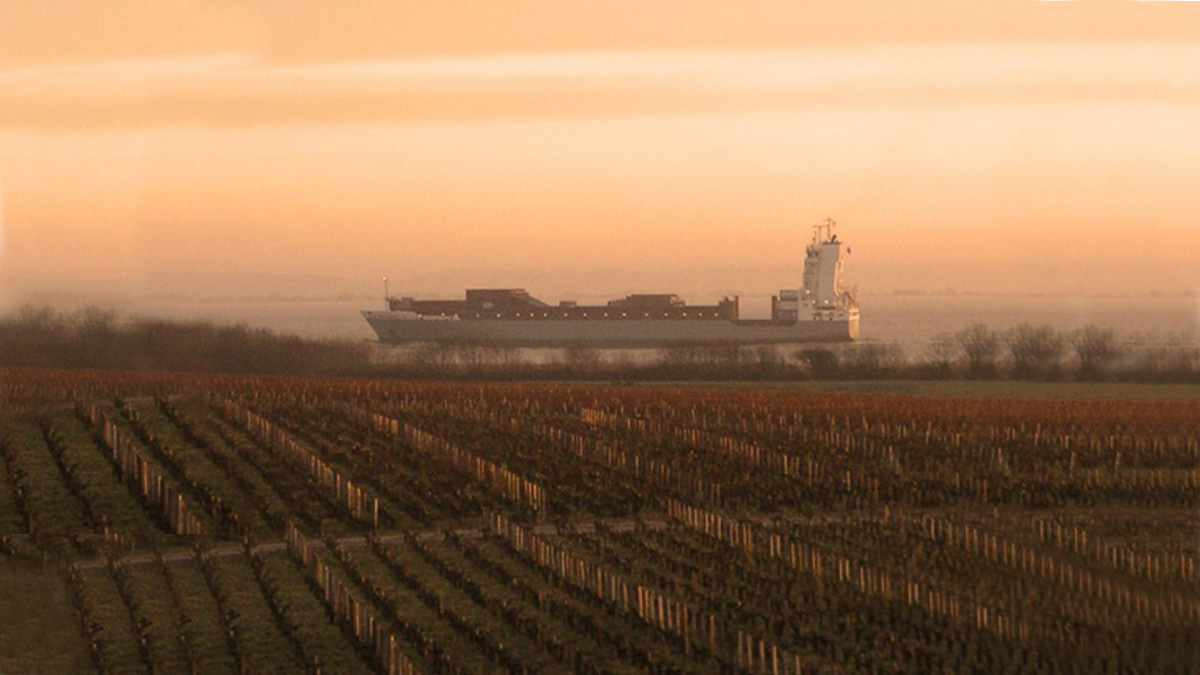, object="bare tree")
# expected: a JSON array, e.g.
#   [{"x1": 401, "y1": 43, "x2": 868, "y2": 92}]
[
  {"x1": 844, "y1": 341, "x2": 906, "y2": 376},
  {"x1": 456, "y1": 342, "x2": 487, "y2": 369},
  {"x1": 956, "y1": 323, "x2": 1000, "y2": 377},
  {"x1": 72, "y1": 305, "x2": 117, "y2": 335},
  {"x1": 563, "y1": 344, "x2": 602, "y2": 376},
  {"x1": 1071, "y1": 325, "x2": 1119, "y2": 379},
  {"x1": 924, "y1": 332, "x2": 958, "y2": 376},
  {"x1": 701, "y1": 342, "x2": 741, "y2": 367},
  {"x1": 1140, "y1": 341, "x2": 1200, "y2": 382},
  {"x1": 413, "y1": 341, "x2": 457, "y2": 370},
  {"x1": 1006, "y1": 323, "x2": 1064, "y2": 378},
  {"x1": 483, "y1": 345, "x2": 521, "y2": 368},
  {"x1": 750, "y1": 345, "x2": 782, "y2": 376},
  {"x1": 797, "y1": 348, "x2": 839, "y2": 377},
  {"x1": 13, "y1": 305, "x2": 65, "y2": 332},
  {"x1": 658, "y1": 343, "x2": 700, "y2": 367},
  {"x1": 2, "y1": 305, "x2": 68, "y2": 363},
  {"x1": 71, "y1": 306, "x2": 120, "y2": 367}
]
